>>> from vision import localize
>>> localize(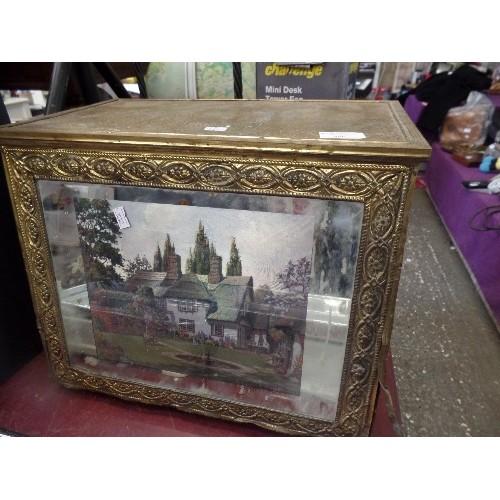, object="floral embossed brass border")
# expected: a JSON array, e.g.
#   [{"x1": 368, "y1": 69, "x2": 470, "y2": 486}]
[{"x1": 2, "y1": 146, "x2": 416, "y2": 436}]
